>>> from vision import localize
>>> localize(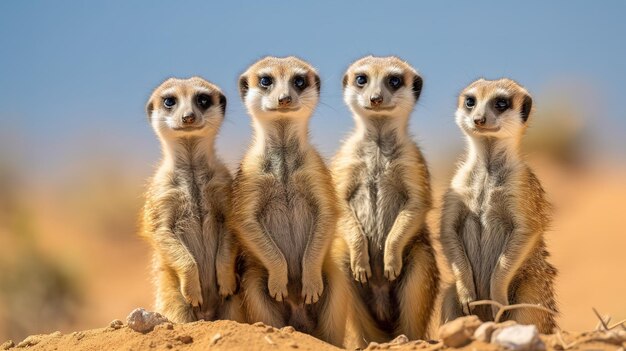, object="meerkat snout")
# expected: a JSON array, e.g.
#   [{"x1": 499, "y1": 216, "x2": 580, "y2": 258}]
[
  {"x1": 182, "y1": 112, "x2": 196, "y2": 125},
  {"x1": 278, "y1": 94, "x2": 292, "y2": 107}
]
